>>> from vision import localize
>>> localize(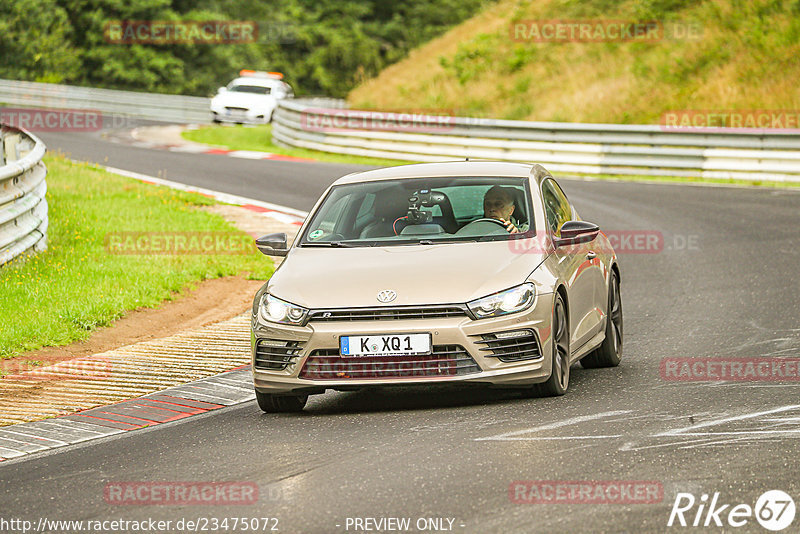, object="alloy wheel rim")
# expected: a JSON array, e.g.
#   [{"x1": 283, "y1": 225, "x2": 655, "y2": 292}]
[
  {"x1": 554, "y1": 299, "x2": 569, "y2": 389},
  {"x1": 610, "y1": 277, "x2": 622, "y2": 353}
]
